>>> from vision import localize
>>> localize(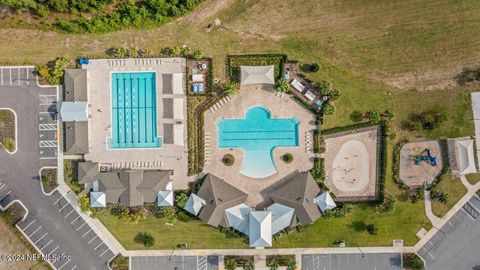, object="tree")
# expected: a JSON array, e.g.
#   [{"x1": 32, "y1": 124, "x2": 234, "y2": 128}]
[
  {"x1": 180, "y1": 46, "x2": 191, "y2": 57},
  {"x1": 134, "y1": 232, "x2": 155, "y2": 247},
  {"x1": 403, "y1": 253, "x2": 424, "y2": 270},
  {"x1": 367, "y1": 110, "x2": 381, "y2": 124},
  {"x1": 318, "y1": 81, "x2": 333, "y2": 96},
  {"x1": 172, "y1": 46, "x2": 181, "y2": 56},
  {"x1": 322, "y1": 103, "x2": 335, "y2": 116},
  {"x1": 129, "y1": 47, "x2": 138, "y2": 58},
  {"x1": 276, "y1": 78, "x2": 290, "y2": 93},
  {"x1": 267, "y1": 259, "x2": 279, "y2": 270},
  {"x1": 163, "y1": 206, "x2": 177, "y2": 224},
  {"x1": 310, "y1": 63, "x2": 320, "y2": 72},
  {"x1": 350, "y1": 111, "x2": 364, "y2": 122},
  {"x1": 224, "y1": 258, "x2": 237, "y2": 270},
  {"x1": 438, "y1": 192, "x2": 449, "y2": 204},
  {"x1": 37, "y1": 65, "x2": 49, "y2": 79},
  {"x1": 175, "y1": 192, "x2": 189, "y2": 208},
  {"x1": 223, "y1": 81, "x2": 238, "y2": 95},
  {"x1": 366, "y1": 224, "x2": 378, "y2": 235},
  {"x1": 385, "y1": 110, "x2": 396, "y2": 120}
]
